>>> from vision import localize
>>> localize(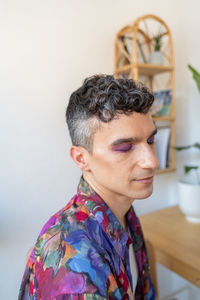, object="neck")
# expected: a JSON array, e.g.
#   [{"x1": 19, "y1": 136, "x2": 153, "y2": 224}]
[{"x1": 83, "y1": 173, "x2": 134, "y2": 230}]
